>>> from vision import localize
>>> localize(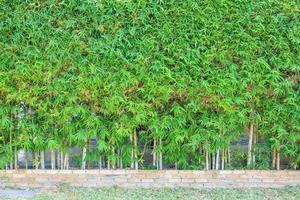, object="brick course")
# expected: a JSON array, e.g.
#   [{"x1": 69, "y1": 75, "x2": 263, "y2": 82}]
[{"x1": 0, "y1": 170, "x2": 299, "y2": 189}]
